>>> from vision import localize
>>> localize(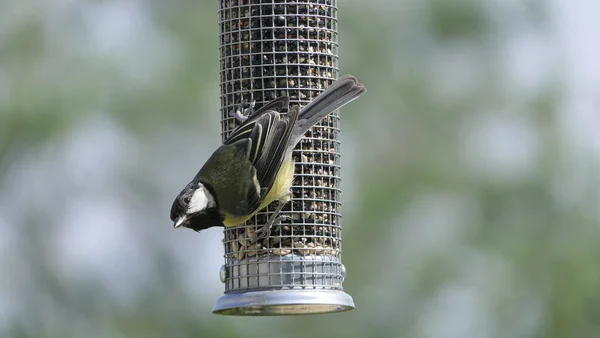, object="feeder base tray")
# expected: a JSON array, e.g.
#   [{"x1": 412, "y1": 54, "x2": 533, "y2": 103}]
[{"x1": 212, "y1": 289, "x2": 355, "y2": 316}]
